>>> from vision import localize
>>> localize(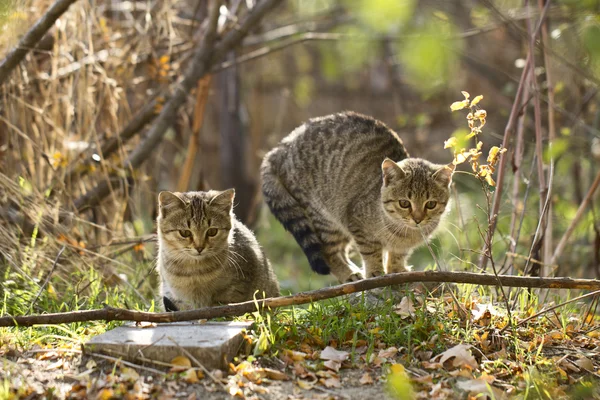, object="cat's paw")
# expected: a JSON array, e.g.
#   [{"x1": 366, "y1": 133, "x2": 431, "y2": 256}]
[
  {"x1": 345, "y1": 272, "x2": 364, "y2": 282},
  {"x1": 366, "y1": 269, "x2": 385, "y2": 278}
]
